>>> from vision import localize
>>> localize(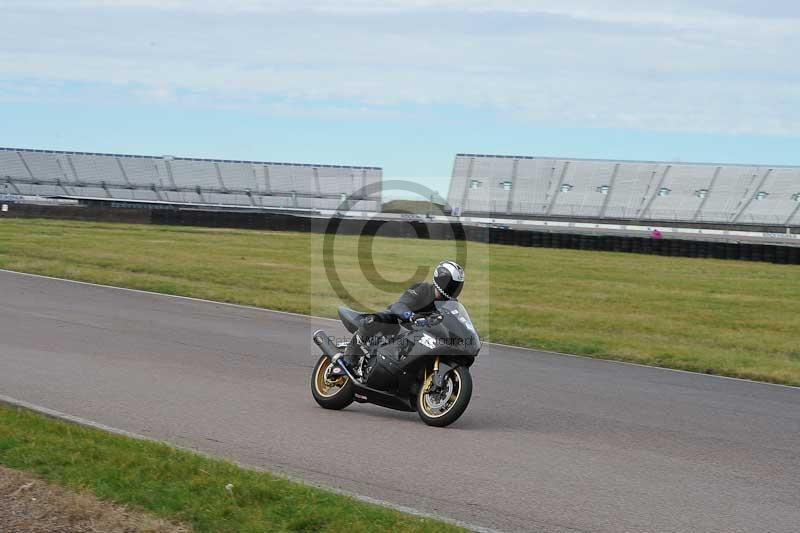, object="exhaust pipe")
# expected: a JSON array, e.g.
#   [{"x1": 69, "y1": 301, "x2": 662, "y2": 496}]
[
  {"x1": 313, "y1": 330, "x2": 341, "y2": 360},
  {"x1": 314, "y1": 329, "x2": 357, "y2": 380}
]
